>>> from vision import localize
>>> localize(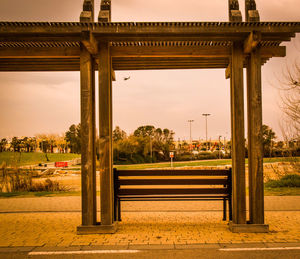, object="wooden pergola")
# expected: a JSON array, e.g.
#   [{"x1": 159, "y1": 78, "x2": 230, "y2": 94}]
[{"x1": 0, "y1": 0, "x2": 299, "y2": 233}]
